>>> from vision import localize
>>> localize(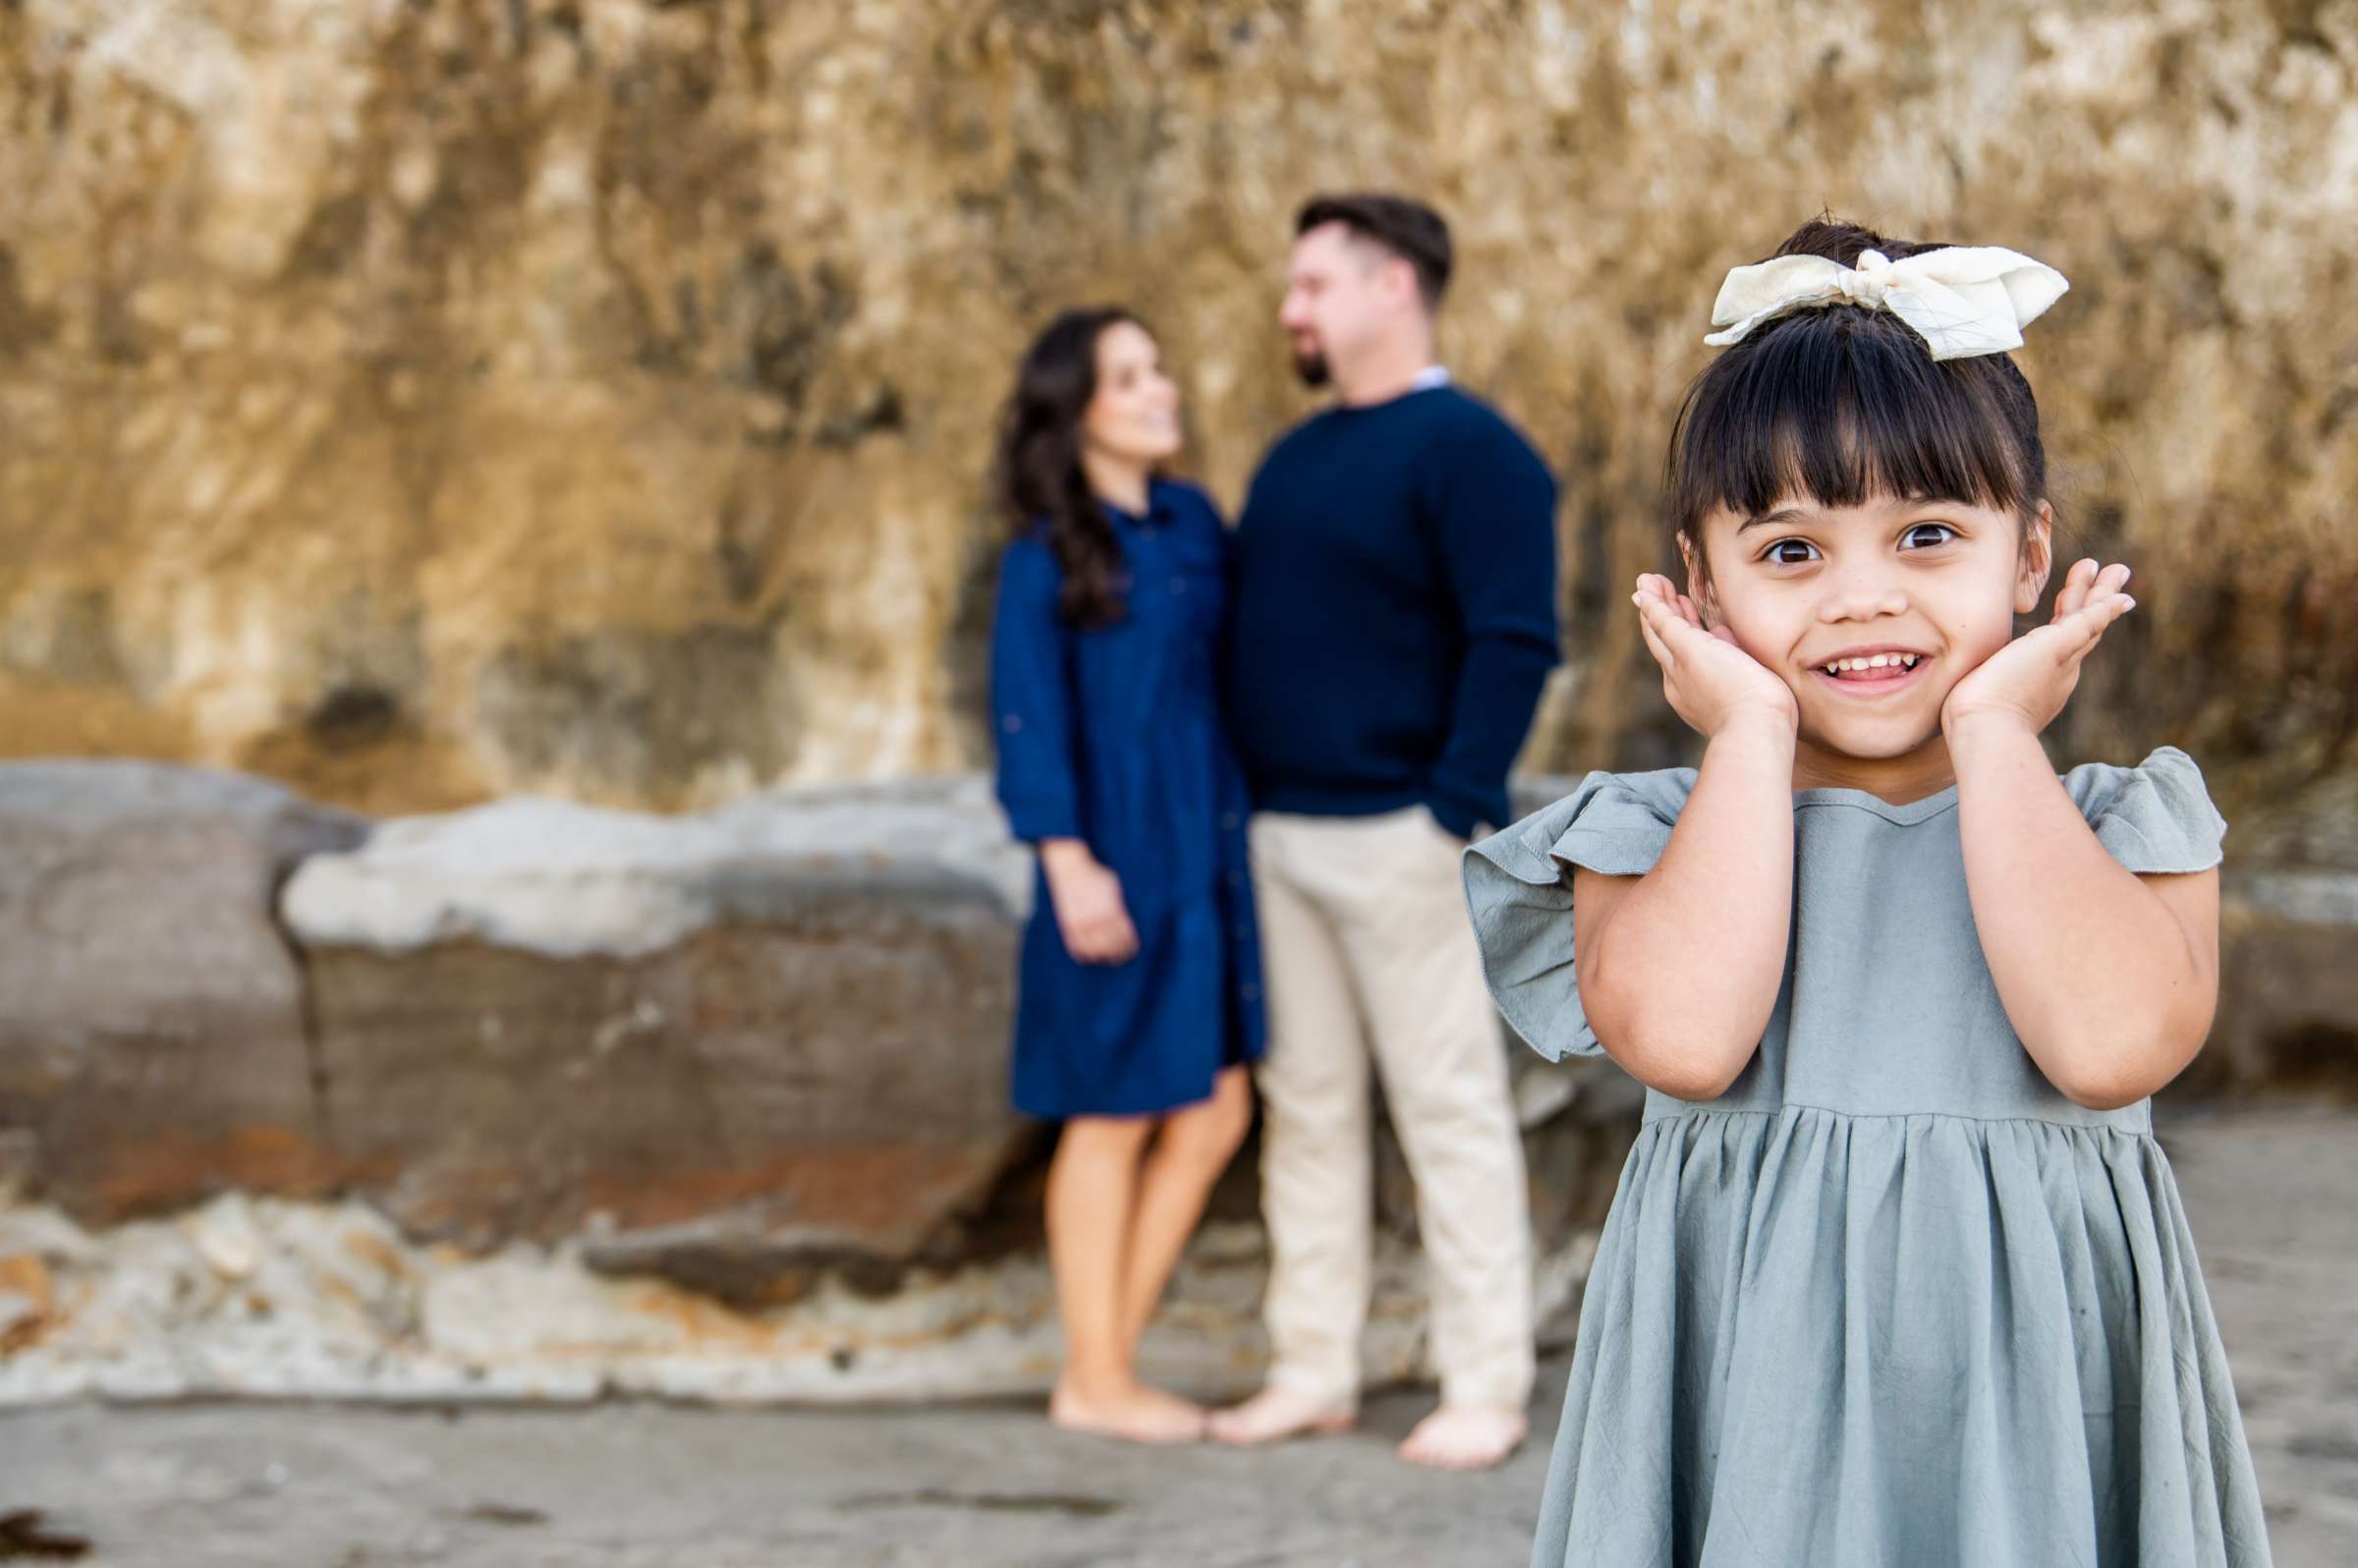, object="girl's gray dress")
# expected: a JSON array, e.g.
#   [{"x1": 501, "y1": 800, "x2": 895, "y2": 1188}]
[{"x1": 1464, "y1": 747, "x2": 2272, "y2": 1568}]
